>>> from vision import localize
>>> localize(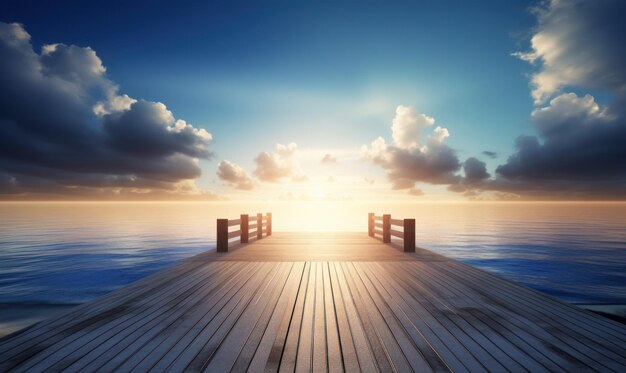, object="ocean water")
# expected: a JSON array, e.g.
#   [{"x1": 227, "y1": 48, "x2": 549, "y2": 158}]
[{"x1": 1, "y1": 201, "x2": 625, "y2": 335}]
